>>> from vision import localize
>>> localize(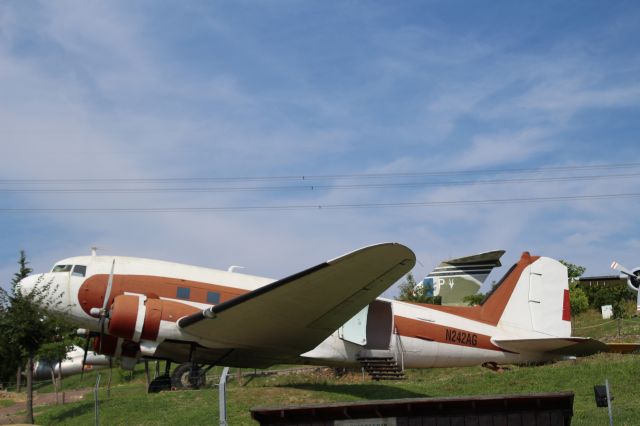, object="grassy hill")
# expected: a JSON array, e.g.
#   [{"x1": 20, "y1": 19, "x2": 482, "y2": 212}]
[
  {"x1": 2, "y1": 307, "x2": 638, "y2": 425},
  {"x1": 24, "y1": 353, "x2": 639, "y2": 425},
  {"x1": 572, "y1": 300, "x2": 640, "y2": 342}
]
